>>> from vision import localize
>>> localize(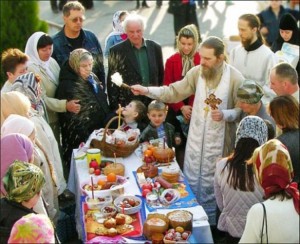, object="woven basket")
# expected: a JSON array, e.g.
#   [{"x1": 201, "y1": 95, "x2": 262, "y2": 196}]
[{"x1": 90, "y1": 116, "x2": 139, "y2": 158}]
